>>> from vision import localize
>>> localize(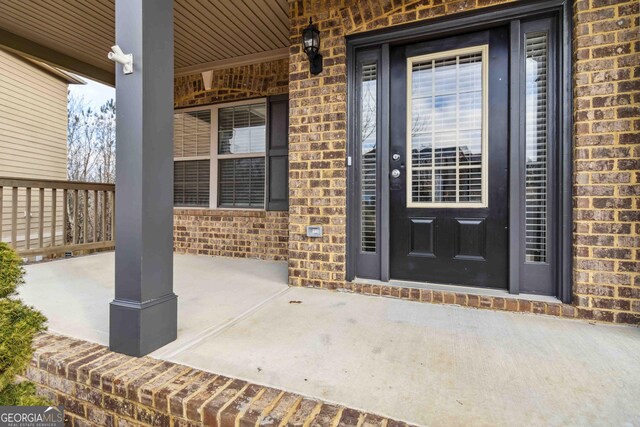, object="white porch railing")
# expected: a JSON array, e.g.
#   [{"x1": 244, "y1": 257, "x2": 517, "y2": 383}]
[{"x1": 0, "y1": 177, "x2": 115, "y2": 257}]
